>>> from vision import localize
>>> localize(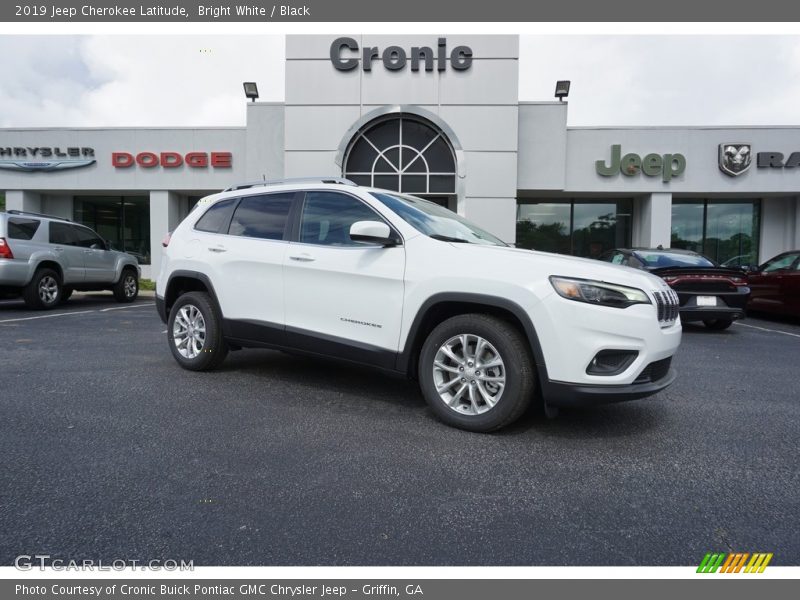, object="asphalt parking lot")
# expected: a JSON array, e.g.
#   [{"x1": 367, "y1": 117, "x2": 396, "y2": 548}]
[{"x1": 0, "y1": 294, "x2": 798, "y2": 566}]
